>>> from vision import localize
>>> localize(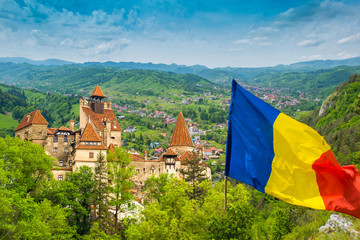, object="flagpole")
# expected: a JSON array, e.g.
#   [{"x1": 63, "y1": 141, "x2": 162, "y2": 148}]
[{"x1": 224, "y1": 176, "x2": 228, "y2": 211}]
